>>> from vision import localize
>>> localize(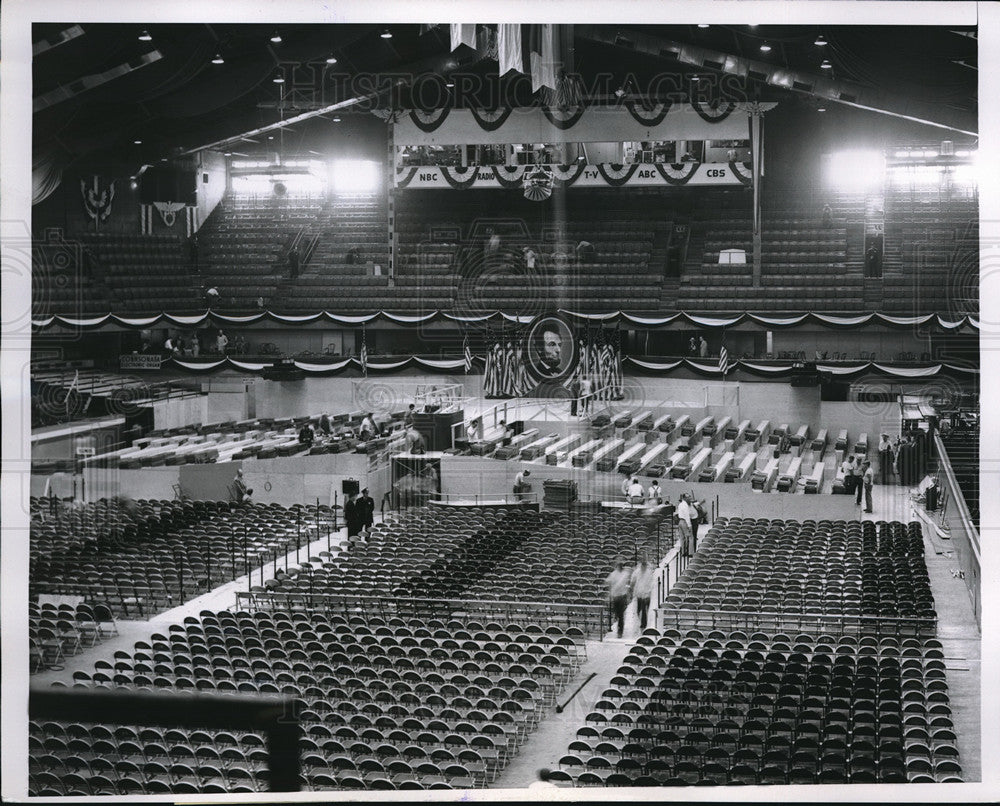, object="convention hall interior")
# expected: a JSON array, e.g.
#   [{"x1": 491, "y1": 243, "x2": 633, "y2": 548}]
[{"x1": 4, "y1": 12, "x2": 986, "y2": 799}]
